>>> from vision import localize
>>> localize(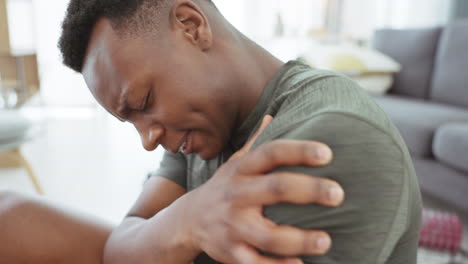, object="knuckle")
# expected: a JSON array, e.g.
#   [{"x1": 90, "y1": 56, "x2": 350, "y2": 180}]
[
  {"x1": 234, "y1": 156, "x2": 252, "y2": 174},
  {"x1": 251, "y1": 224, "x2": 276, "y2": 251},
  {"x1": 306, "y1": 181, "x2": 321, "y2": 202},
  {"x1": 223, "y1": 189, "x2": 242, "y2": 211},
  {"x1": 256, "y1": 231, "x2": 275, "y2": 250},
  {"x1": 228, "y1": 159, "x2": 246, "y2": 178},
  {"x1": 259, "y1": 141, "x2": 281, "y2": 159},
  {"x1": 267, "y1": 174, "x2": 287, "y2": 197}
]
